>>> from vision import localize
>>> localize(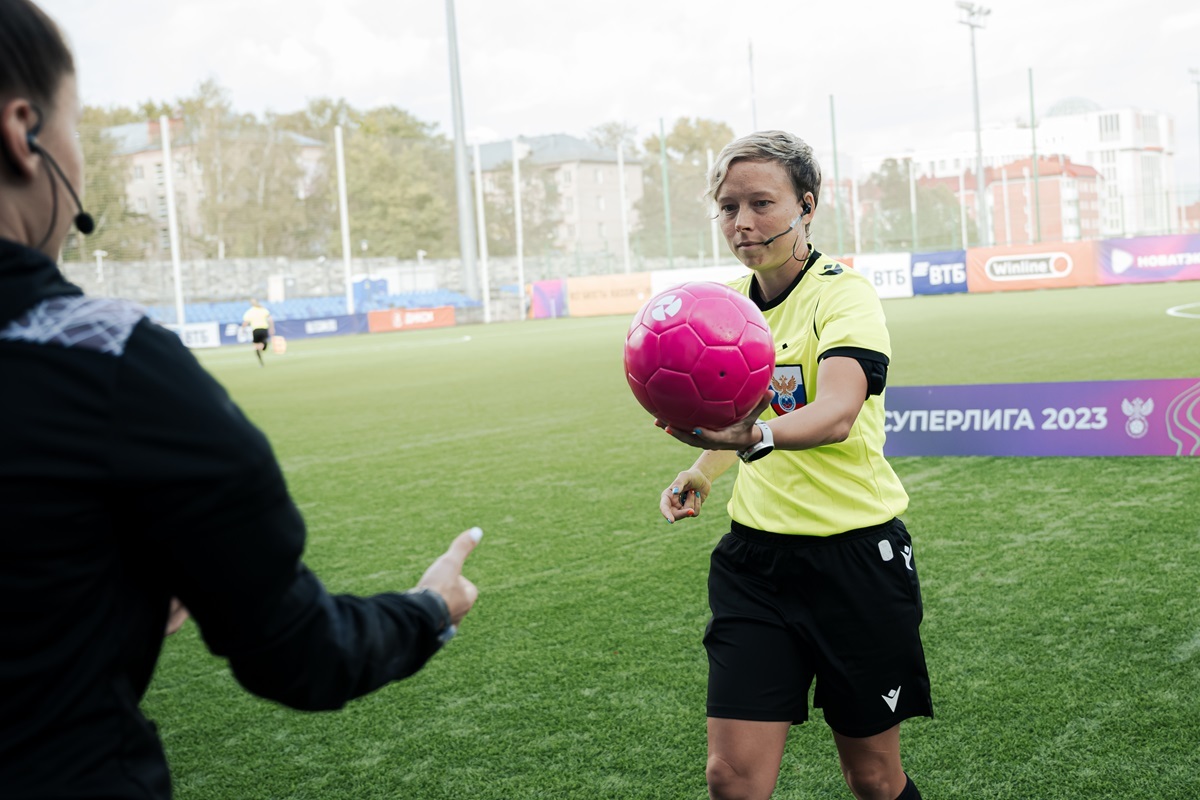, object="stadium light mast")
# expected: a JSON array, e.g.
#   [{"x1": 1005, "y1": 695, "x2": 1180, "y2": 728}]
[
  {"x1": 748, "y1": 40, "x2": 758, "y2": 131},
  {"x1": 830, "y1": 95, "x2": 845, "y2": 255},
  {"x1": 1029, "y1": 67, "x2": 1042, "y2": 243},
  {"x1": 958, "y1": 1, "x2": 991, "y2": 246},
  {"x1": 445, "y1": 0, "x2": 479, "y2": 299},
  {"x1": 1191, "y1": 68, "x2": 1200, "y2": 203}
]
